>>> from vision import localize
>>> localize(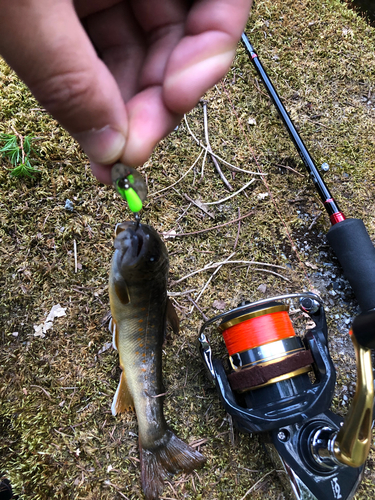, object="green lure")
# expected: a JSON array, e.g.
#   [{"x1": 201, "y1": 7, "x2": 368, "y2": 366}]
[{"x1": 111, "y1": 164, "x2": 147, "y2": 213}]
